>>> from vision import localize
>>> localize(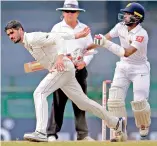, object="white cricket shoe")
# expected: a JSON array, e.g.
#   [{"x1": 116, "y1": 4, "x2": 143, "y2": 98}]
[
  {"x1": 140, "y1": 126, "x2": 149, "y2": 137},
  {"x1": 48, "y1": 135, "x2": 57, "y2": 142},
  {"x1": 81, "y1": 136, "x2": 95, "y2": 141},
  {"x1": 110, "y1": 117, "x2": 127, "y2": 142},
  {"x1": 24, "y1": 131, "x2": 47, "y2": 142}
]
